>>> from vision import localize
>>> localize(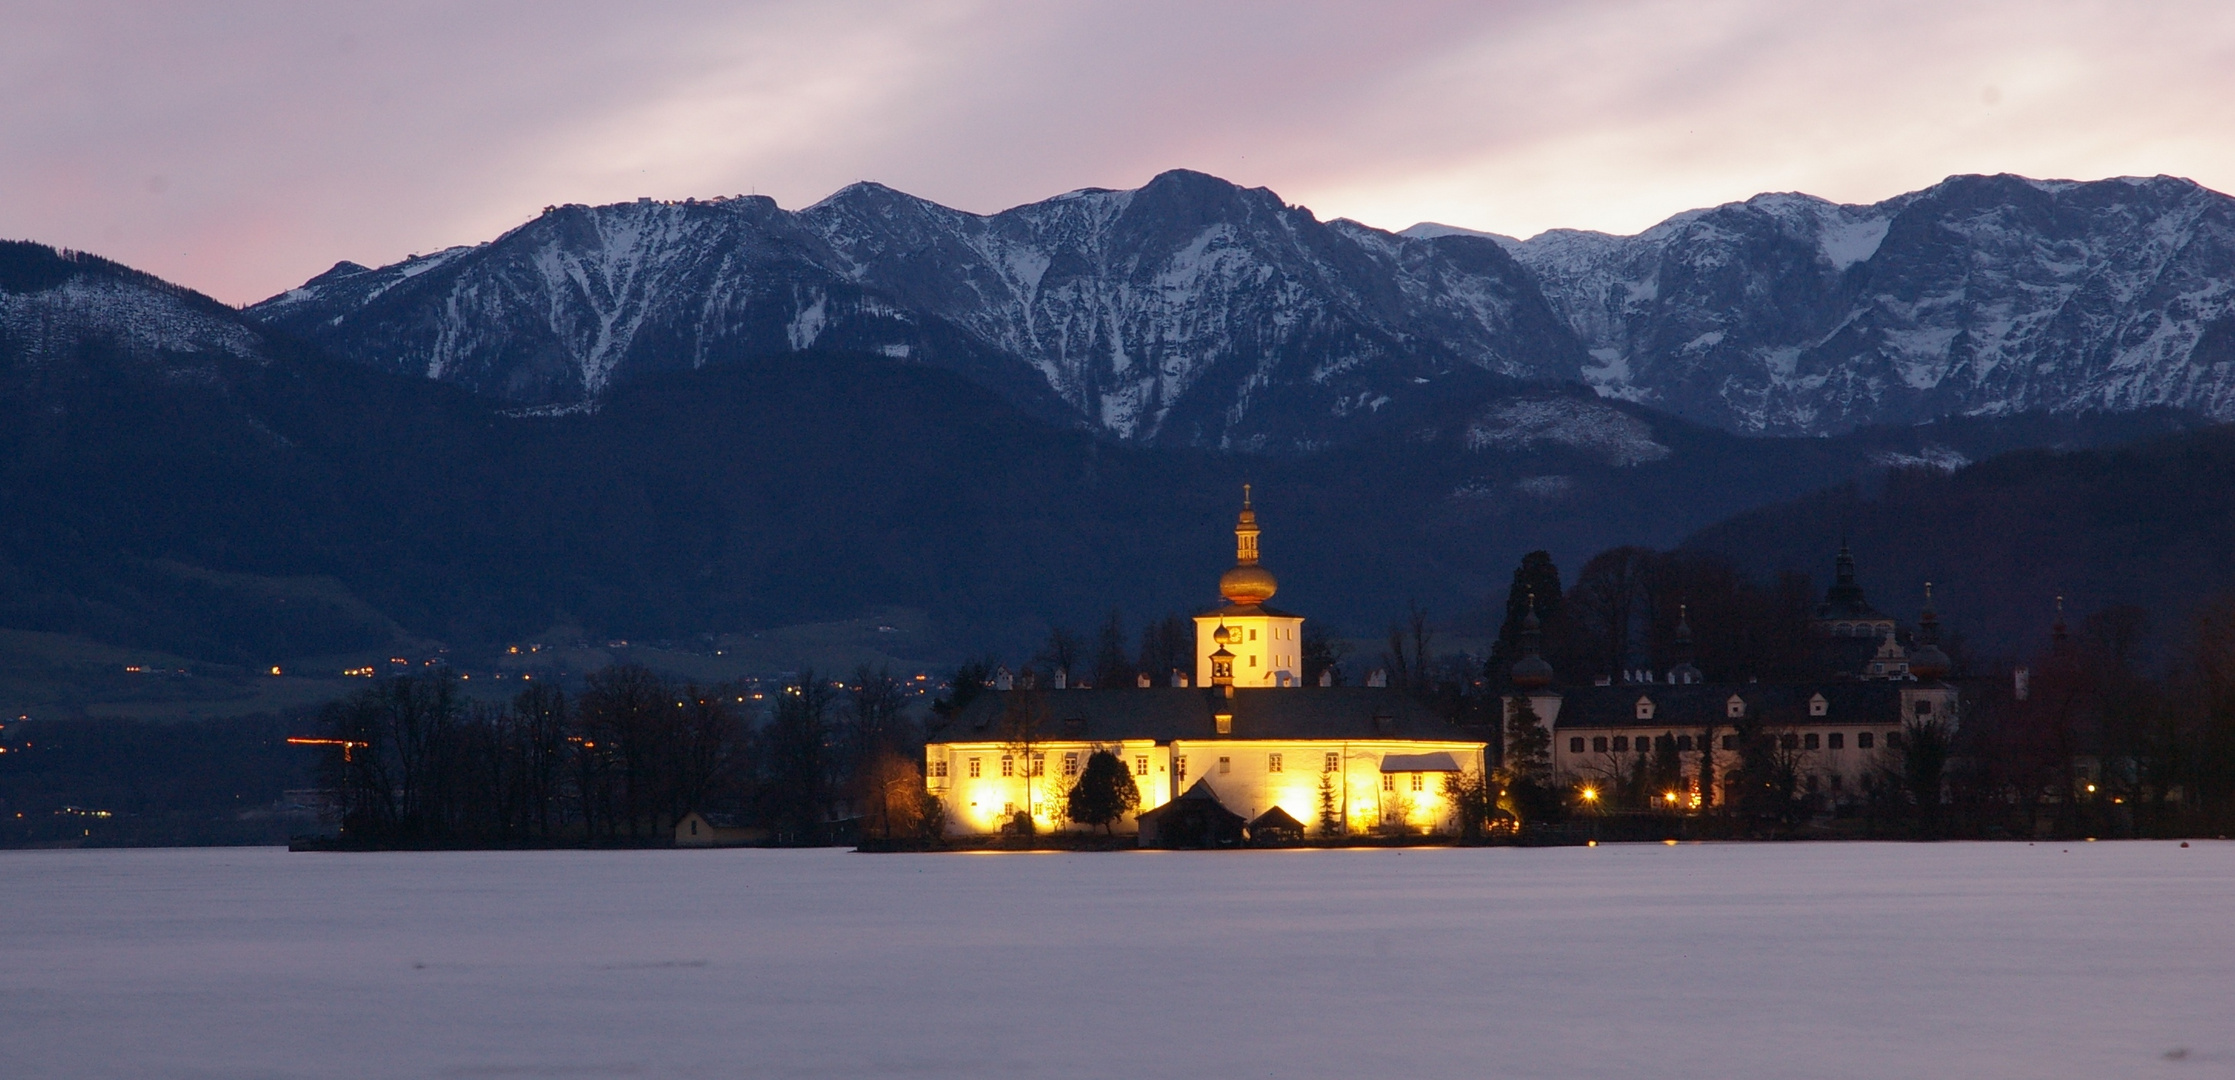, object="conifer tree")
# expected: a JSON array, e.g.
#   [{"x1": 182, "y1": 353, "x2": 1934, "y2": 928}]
[{"x1": 1317, "y1": 772, "x2": 1343, "y2": 837}]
